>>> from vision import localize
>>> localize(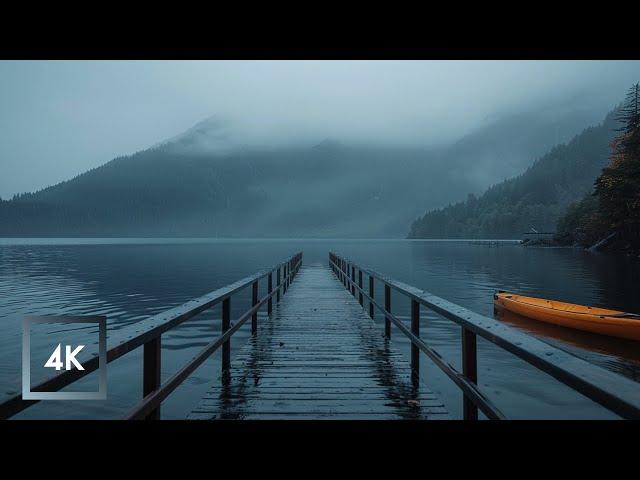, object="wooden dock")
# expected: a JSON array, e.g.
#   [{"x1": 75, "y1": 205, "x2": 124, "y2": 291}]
[
  {"x1": 3, "y1": 250, "x2": 640, "y2": 421},
  {"x1": 188, "y1": 265, "x2": 448, "y2": 419}
]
